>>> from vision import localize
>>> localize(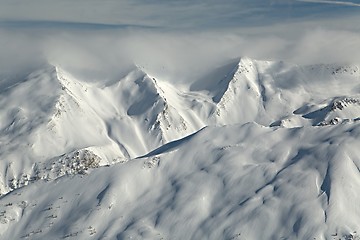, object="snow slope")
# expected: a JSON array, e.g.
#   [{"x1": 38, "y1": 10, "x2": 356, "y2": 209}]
[{"x1": 0, "y1": 57, "x2": 360, "y2": 239}]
